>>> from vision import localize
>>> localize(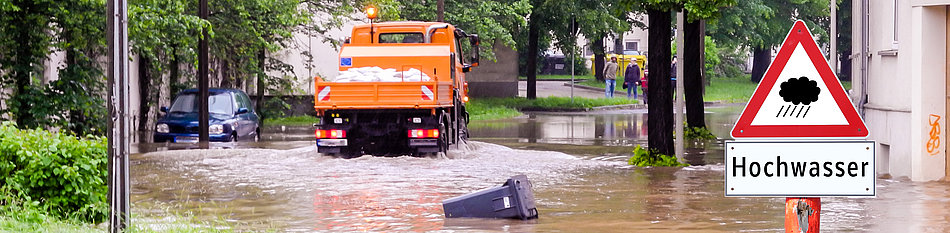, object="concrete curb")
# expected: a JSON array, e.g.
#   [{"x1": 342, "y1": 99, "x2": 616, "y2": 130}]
[
  {"x1": 589, "y1": 104, "x2": 646, "y2": 111},
  {"x1": 518, "y1": 78, "x2": 592, "y2": 82}
]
